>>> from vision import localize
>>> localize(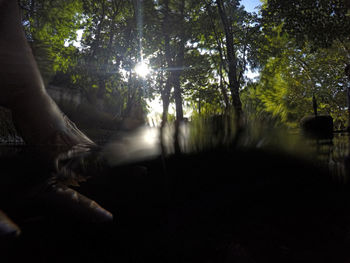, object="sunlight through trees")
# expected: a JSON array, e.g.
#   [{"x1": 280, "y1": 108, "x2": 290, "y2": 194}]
[{"x1": 17, "y1": 0, "x2": 350, "y2": 129}]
